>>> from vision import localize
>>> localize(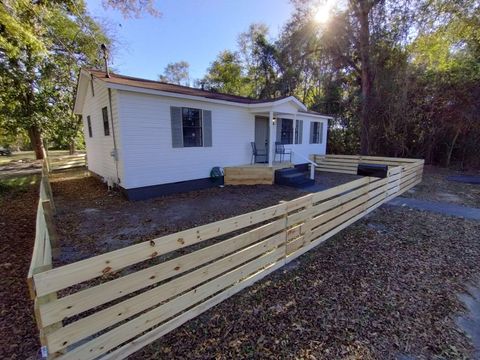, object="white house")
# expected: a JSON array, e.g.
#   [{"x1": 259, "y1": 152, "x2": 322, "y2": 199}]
[{"x1": 73, "y1": 69, "x2": 331, "y2": 200}]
